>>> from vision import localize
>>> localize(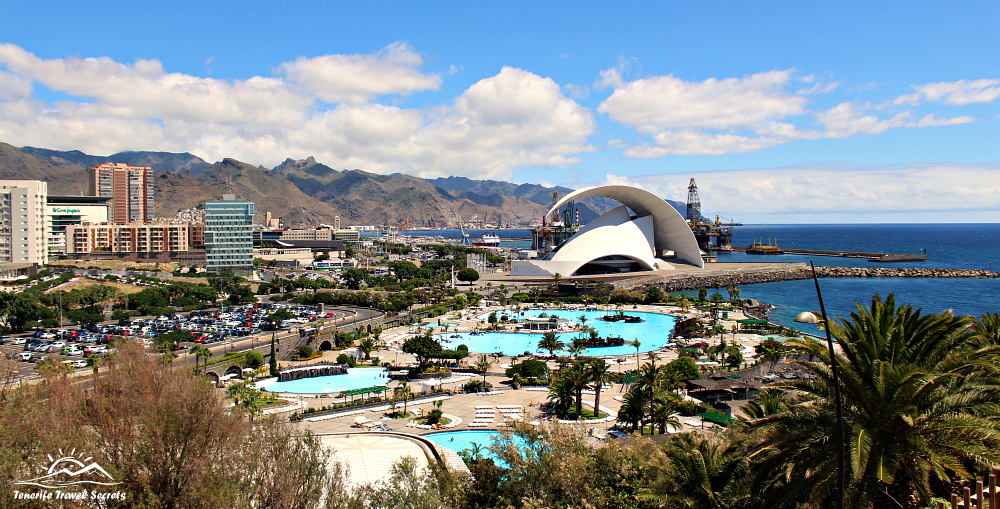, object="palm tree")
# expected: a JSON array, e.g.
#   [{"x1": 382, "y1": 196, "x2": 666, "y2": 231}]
[
  {"x1": 357, "y1": 336, "x2": 377, "y2": 360},
  {"x1": 567, "y1": 340, "x2": 587, "y2": 359},
  {"x1": 594, "y1": 281, "x2": 607, "y2": 311},
  {"x1": 587, "y1": 358, "x2": 612, "y2": 418},
  {"x1": 394, "y1": 381, "x2": 412, "y2": 416},
  {"x1": 726, "y1": 283, "x2": 738, "y2": 303},
  {"x1": 969, "y1": 312, "x2": 1000, "y2": 346},
  {"x1": 747, "y1": 294, "x2": 1000, "y2": 508},
  {"x1": 635, "y1": 362, "x2": 668, "y2": 434},
  {"x1": 640, "y1": 433, "x2": 752, "y2": 509},
  {"x1": 537, "y1": 331, "x2": 564, "y2": 357},
  {"x1": 189, "y1": 345, "x2": 211, "y2": 374},
  {"x1": 712, "y1": 278, "x2": 723, "y2": 297},
  {"x1": 629, "y1": 338, "x2": 641, "y2": 366},
  {"x1": 616, "y1": 388, "x2": 648, "y2": 432},
  {"x1": 651, "y1": 398, "x2": 681, "y2": 435},
  {"x1": 547, "y1": 372, "x2": 576, "y2": 417},
  {"x1": 739, "y1": 388, "x2": 789, "y2": 420},
  {"x1": 475, "y1": 354, "x2": 492, "y2": 384},
  {"x1": 562, "y1": 363, "x2": 590, "y2": 419}
]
